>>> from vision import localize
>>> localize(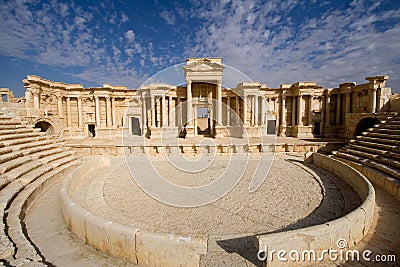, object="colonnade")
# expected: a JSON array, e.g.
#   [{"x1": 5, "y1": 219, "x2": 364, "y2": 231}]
[{"x1": 59, "y1": 95, "x2": 117, "y2": 128}]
